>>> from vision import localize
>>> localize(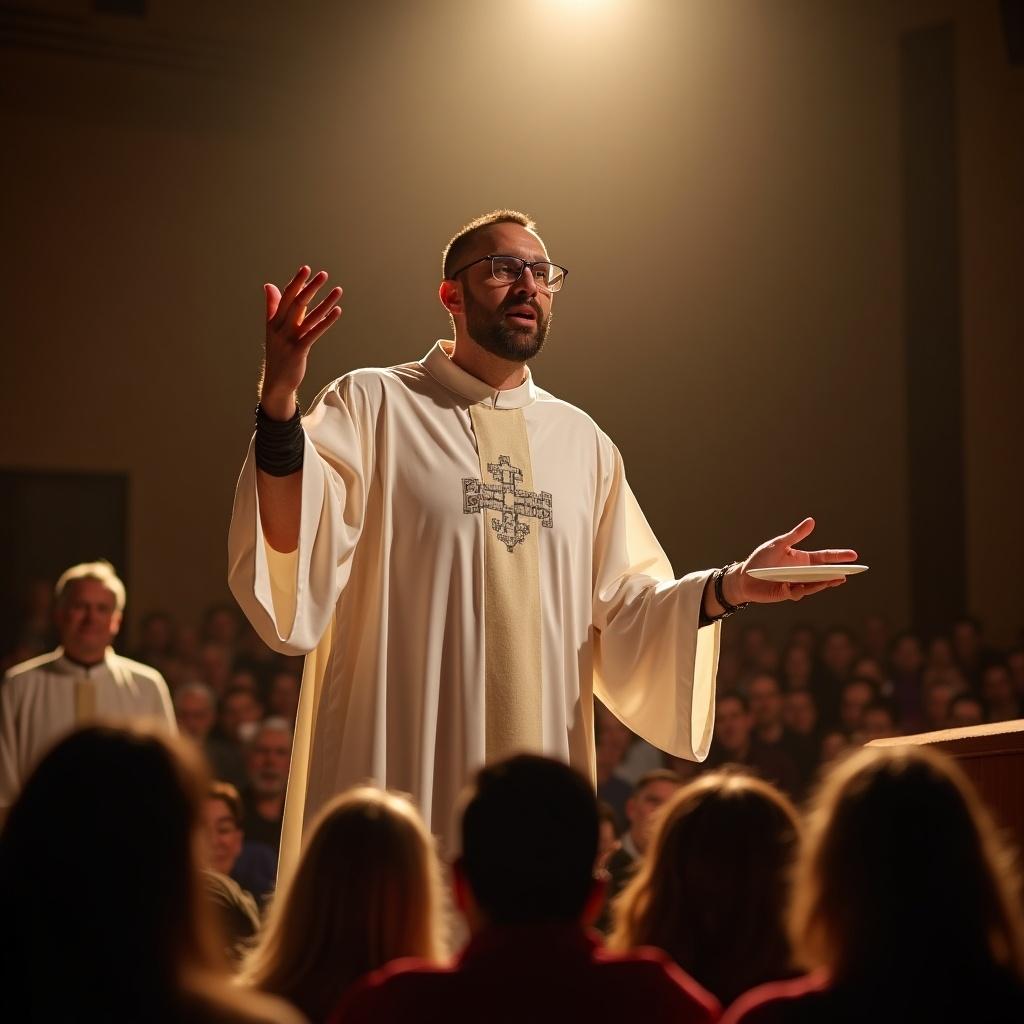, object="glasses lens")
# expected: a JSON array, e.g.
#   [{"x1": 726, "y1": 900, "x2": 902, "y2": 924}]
[
  {"x1": 534, "y1": 262, "x2": 564, "y2": 292},
  {"x1": 490, "y1": 256, "x2": 524, "y2": 283}
]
